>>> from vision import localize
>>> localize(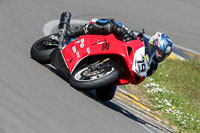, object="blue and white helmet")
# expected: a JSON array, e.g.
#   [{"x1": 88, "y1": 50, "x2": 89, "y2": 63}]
[{"x1": 149, "y1": 32, "x2": 173, "y2": 62}]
